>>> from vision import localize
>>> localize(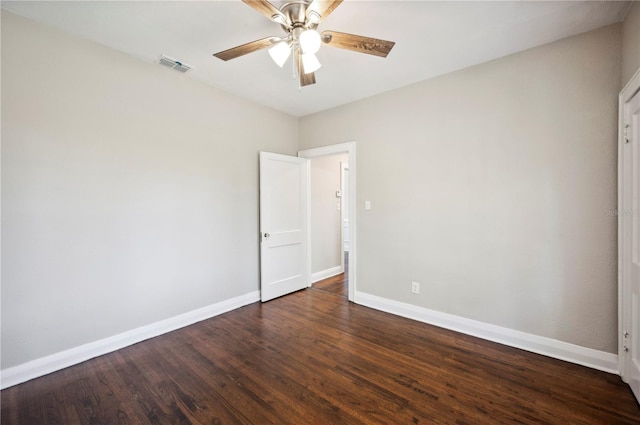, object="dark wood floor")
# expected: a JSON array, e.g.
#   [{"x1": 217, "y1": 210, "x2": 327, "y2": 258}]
[
  {"x1": 2, "y1": 286, "x2": 639, "y2": 424},
  {"x1": 312, "y1": 271, "x2": 348, "y2": 297},
  {"x1": 312, "y1": 252, "x2": 349, "y2": 297}
]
